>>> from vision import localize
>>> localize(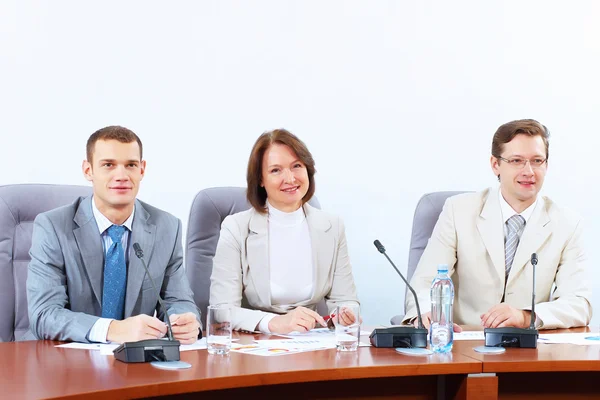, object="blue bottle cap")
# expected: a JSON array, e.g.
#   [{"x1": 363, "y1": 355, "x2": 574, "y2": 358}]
[{"x1": 437, "y1": 264, "x2": 449, "y2": 272}]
